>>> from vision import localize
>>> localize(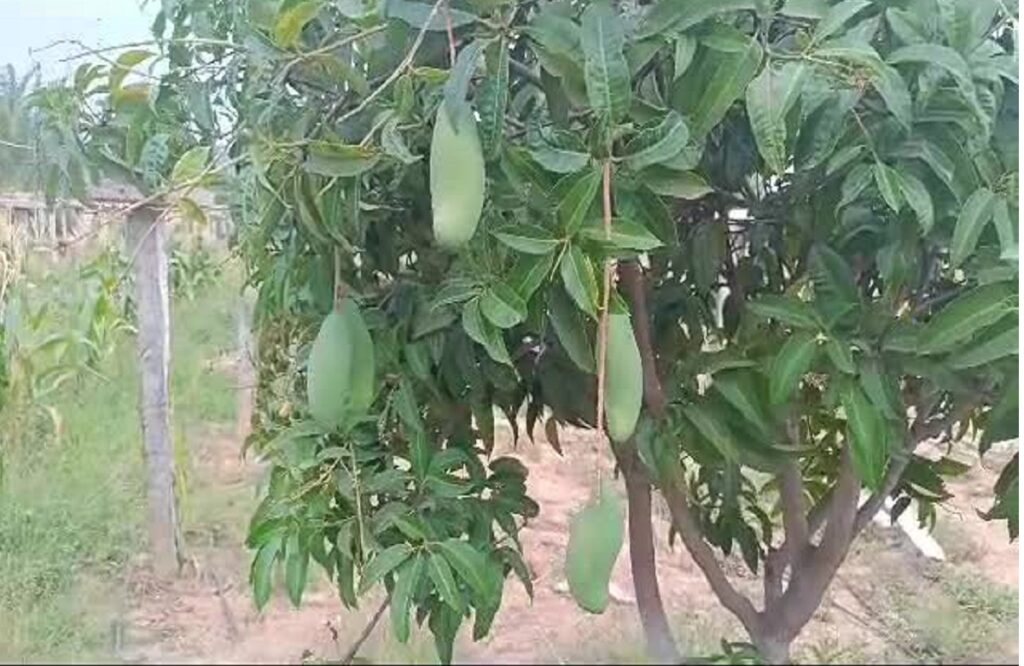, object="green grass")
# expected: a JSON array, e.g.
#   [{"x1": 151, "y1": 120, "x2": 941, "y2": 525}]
[{"x1": 0, "y1": 259, "x2": 243, "y2": 662}]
